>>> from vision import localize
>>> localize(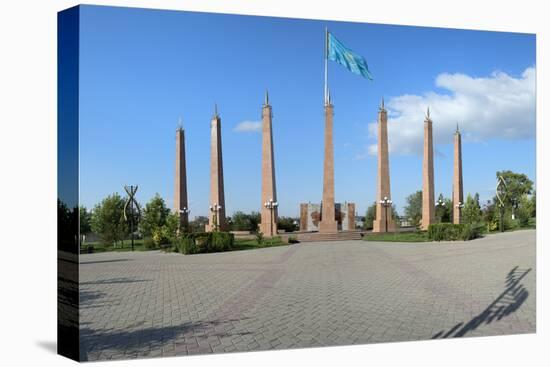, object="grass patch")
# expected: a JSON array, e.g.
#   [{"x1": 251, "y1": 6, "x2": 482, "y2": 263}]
[
  {"x1": 81, "y1": 239, "x2": 158, "y2": 253},
  {"x1": 363, "y1": 231, "x2": 430, "y2": 242},
  {"x1": 232, "y1": 236, "x2": 288, "y2": 251}
]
